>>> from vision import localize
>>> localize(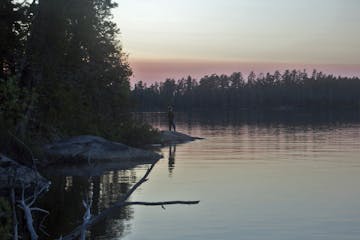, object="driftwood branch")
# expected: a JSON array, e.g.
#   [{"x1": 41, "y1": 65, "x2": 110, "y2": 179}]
[
  {"x1": 4, "y1": 133, "x2": 49, "y2": 239},
  {"x1": 124, "y1": 201, "x2": 200, "y2": 207},
  {"x1": 61, "y1": 200, "x2": 199, "y2": 240},
  {"x1": 10, "y1": 187, "x2": 18, "y2": 240},
  {"x1": 18, "y1": 184, "x2": 39, "y2": 240},
  {"x1": 80, "y1": 181, "x2": 93, "y2": 240},
  {"x1": 8, "y1": 170, "x2": 19, "y2": 240},
  {"x1": 120, "y1": 162, "x2": 156, "y2": 202},
  {"x1": 60, "y1": 162, "x2": 200, "y2": 240},
  {"x1": 17, "y1": 184, "x2": 49, "y2": 240},
  {"x1": 60, "y1": 163, "x2": 157, "y2": 240}
]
